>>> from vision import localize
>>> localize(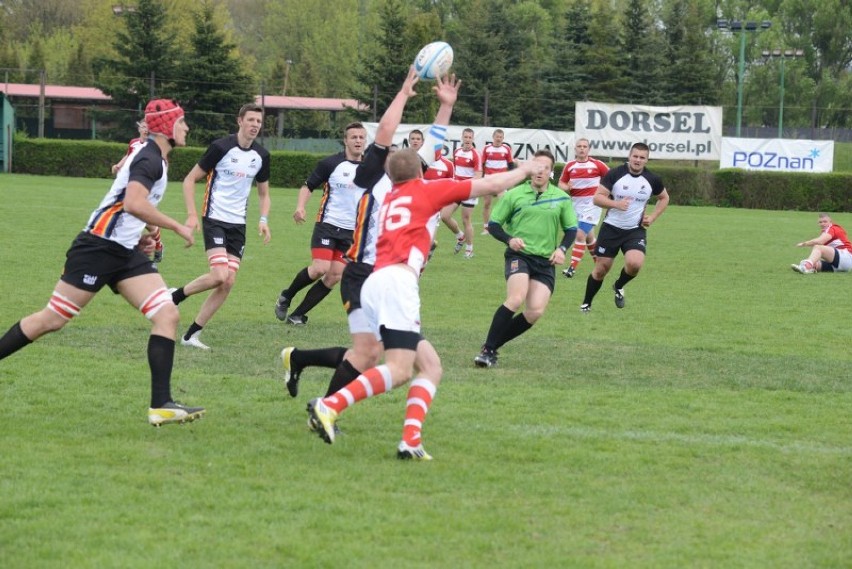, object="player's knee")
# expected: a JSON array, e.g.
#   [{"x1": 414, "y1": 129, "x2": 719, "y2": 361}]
[
  {"x1": 417, "y1": 357, "x2": 442, "y2": 383},
  {"x1": 504, "y1": 296, "x2": 524, "y2": 312},
  {"x1": 624, "y1": 261, "x2": 643, "y2": 275},
  {"x1": 139, "y1": 287, "x2": 177, "y2": 323},
  {"x1": 44, "y1": 291, "x2": 82, "y2": 332},
  {"x1": 387, "y1": 362, "x2": 414, "y2": 385},
  {"x1": 524, "y1": 308, "x2": 544, "y2": 323}
]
